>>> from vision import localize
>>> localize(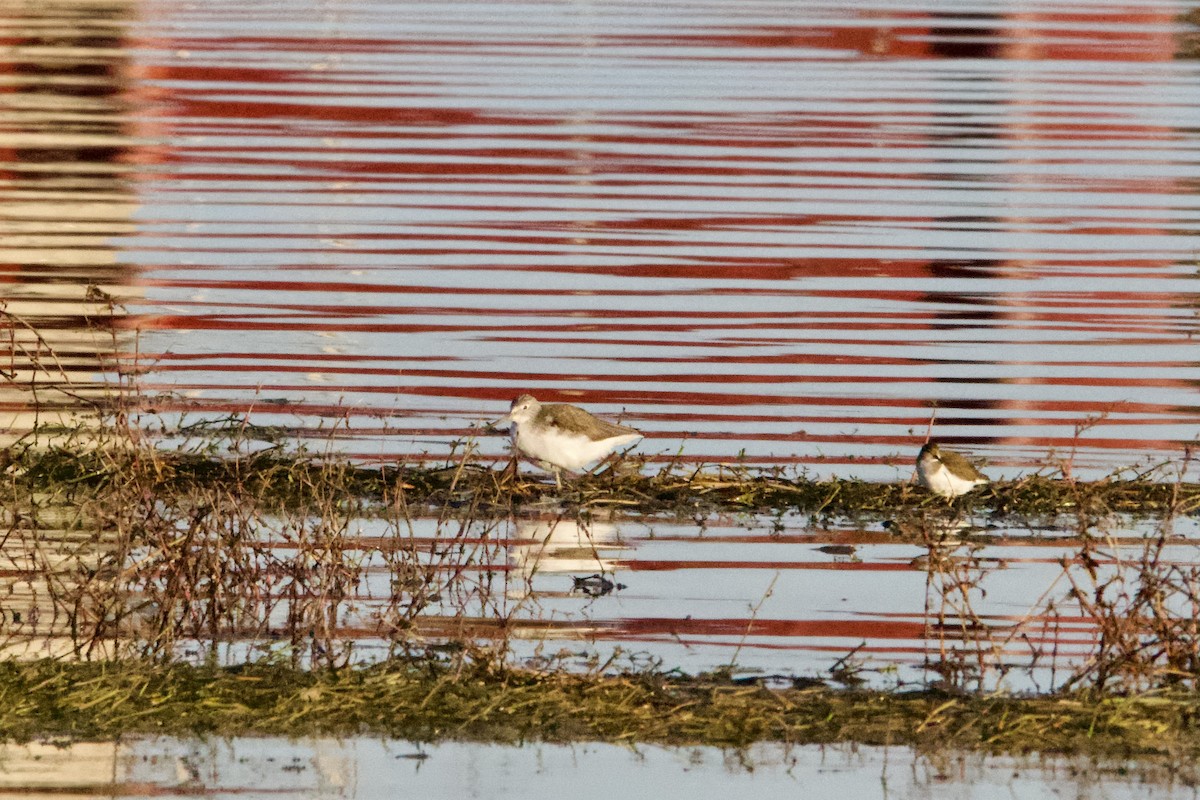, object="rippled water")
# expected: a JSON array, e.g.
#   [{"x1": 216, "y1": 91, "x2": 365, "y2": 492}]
[
  {"x1": 3, "y1": 0, "x2": 1200, "y2": 479},
  {"x1": 6, "y1": 0, "x2": 1200, "y2": 719},
  {"x1": 2, "y1": 736, "x2": 1194, "y2": 799},
  {"x1": 315, "y1": 511, "x2": 1200, "y2": 690},
  {"x1": 5, "y1": 500, "x2": 1194, "y2": 691}
]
